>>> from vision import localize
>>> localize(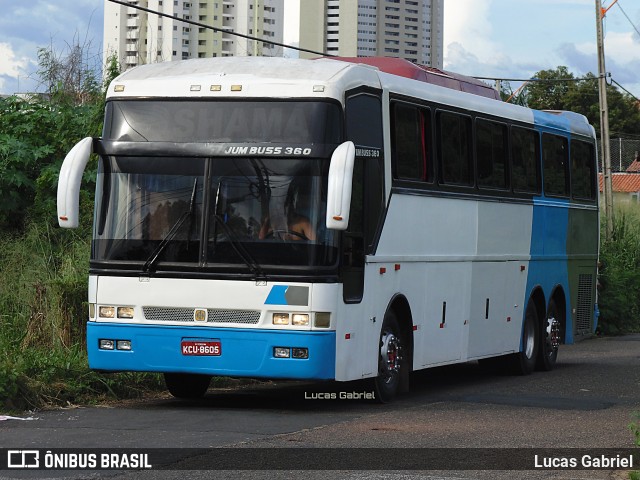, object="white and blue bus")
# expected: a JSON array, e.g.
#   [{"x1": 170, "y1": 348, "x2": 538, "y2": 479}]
[{"x1": 57, "y1": 57, "x2": 599, "y2": 402}]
